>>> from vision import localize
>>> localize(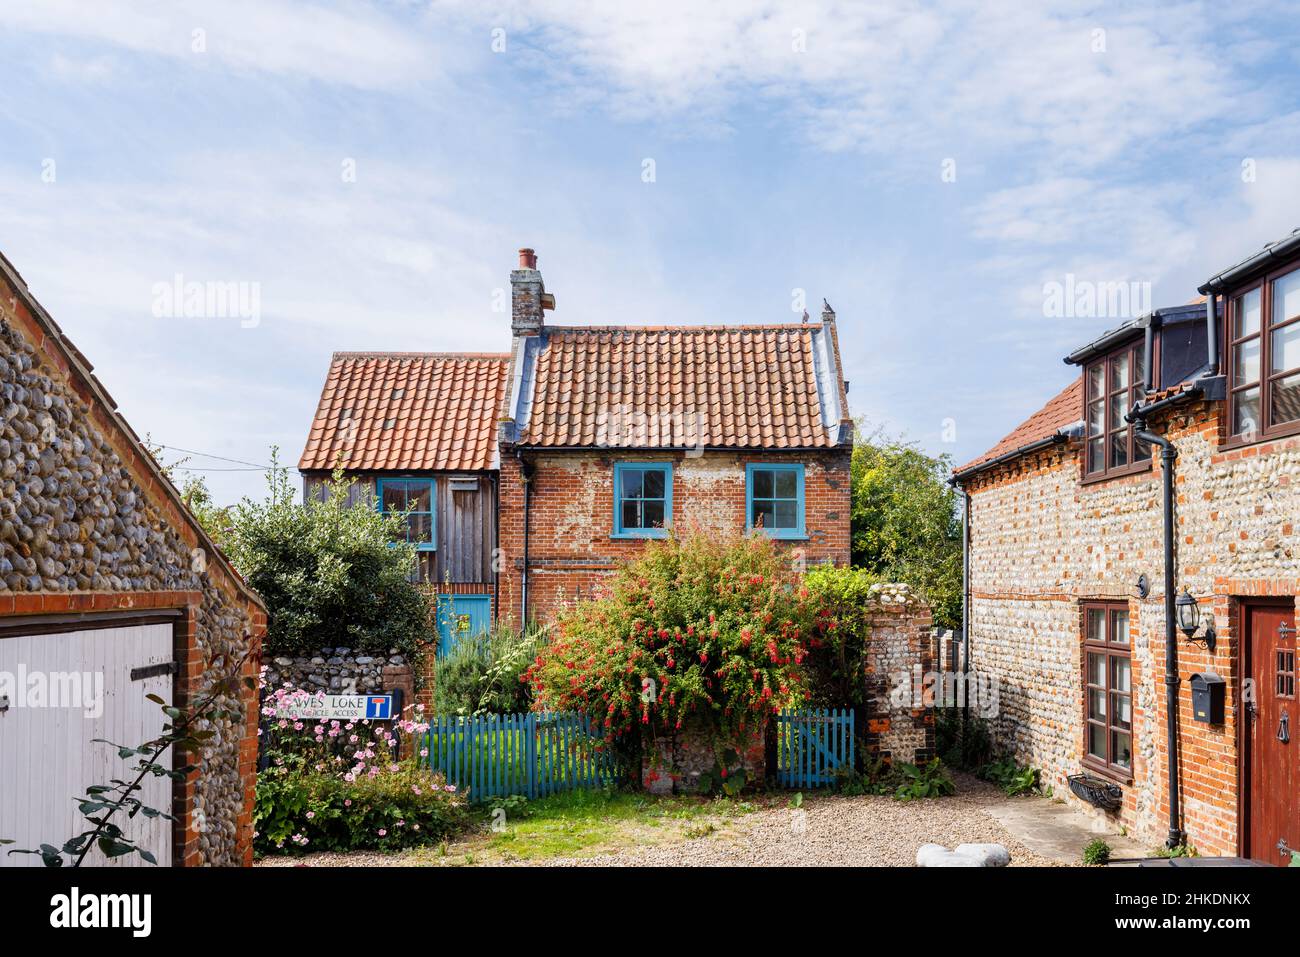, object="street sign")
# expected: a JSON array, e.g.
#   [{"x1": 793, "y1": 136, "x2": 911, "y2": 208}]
[{"x1": 275, "y1": 693, "x2": 394, "y2": 721}]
